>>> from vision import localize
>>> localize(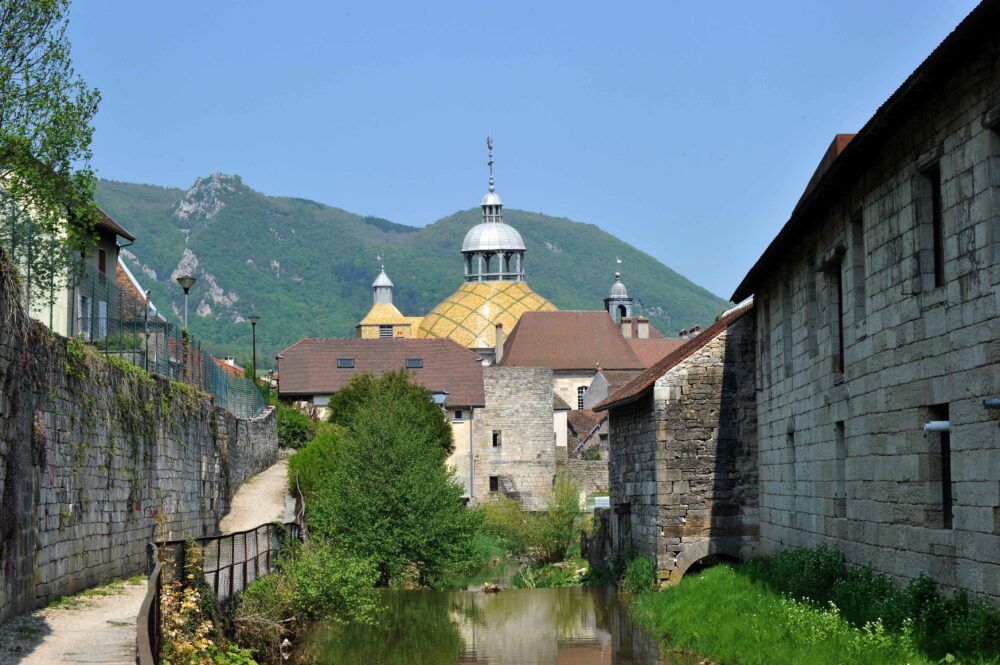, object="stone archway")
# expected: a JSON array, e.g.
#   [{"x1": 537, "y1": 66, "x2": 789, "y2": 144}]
[{"x1": 663, "y1": 538, "x2": 745, "y2": 586}]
